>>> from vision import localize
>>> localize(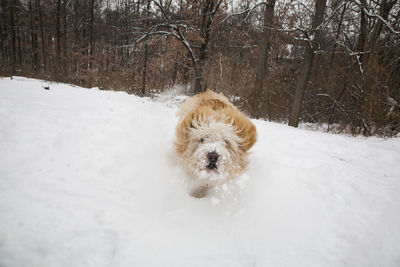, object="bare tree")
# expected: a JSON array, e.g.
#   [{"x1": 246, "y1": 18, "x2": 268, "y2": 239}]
[
  {"x1": 369, "y1": 0, "x2": 398, "y2": 50},
  {"x1": 89, "y1": 0, "x2": 94, "y2": 68},
  {"x1": 36, "y1": 0, "x2": 45, "y2": 70},
  {"x1": 356, "y1": 0, "x2": 367, "y2": 63},
  {"x1": 62, "y1": 0, "x2": 67, "y2": 71},
  {"x1": 328, "y1": 1, "x2": 347, "y2": 69},
  {"x1": 9, "y1": 0, "x2": 16, "y2": 70},
  {"x1": 193, "y1": 0, "x2": 223, "y2": 93},
  {"x1": 56, "y1": 0, "x2": 61, "y2": 66},
  {"x1": 141, "y1": 0, "x2": 151, "y2": 96},
  {"x1": 1, "y1": 0, "x2": 399, "y2": 136},
  {"x1": 288, "y1": 0, "x2": 327, "y2": 127},
  {"x1": 251, "y1": 0, "x2": 275, "y2": 118},
  {"x1": 29, "y1": 0, "x2": 38, "y2": 68},
  {"x1": 134, "y1": 0, "x2": 223, "y2": 94},
  {"x1": 0, "y1": 0, "x2": 6, "y2": 60}
]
